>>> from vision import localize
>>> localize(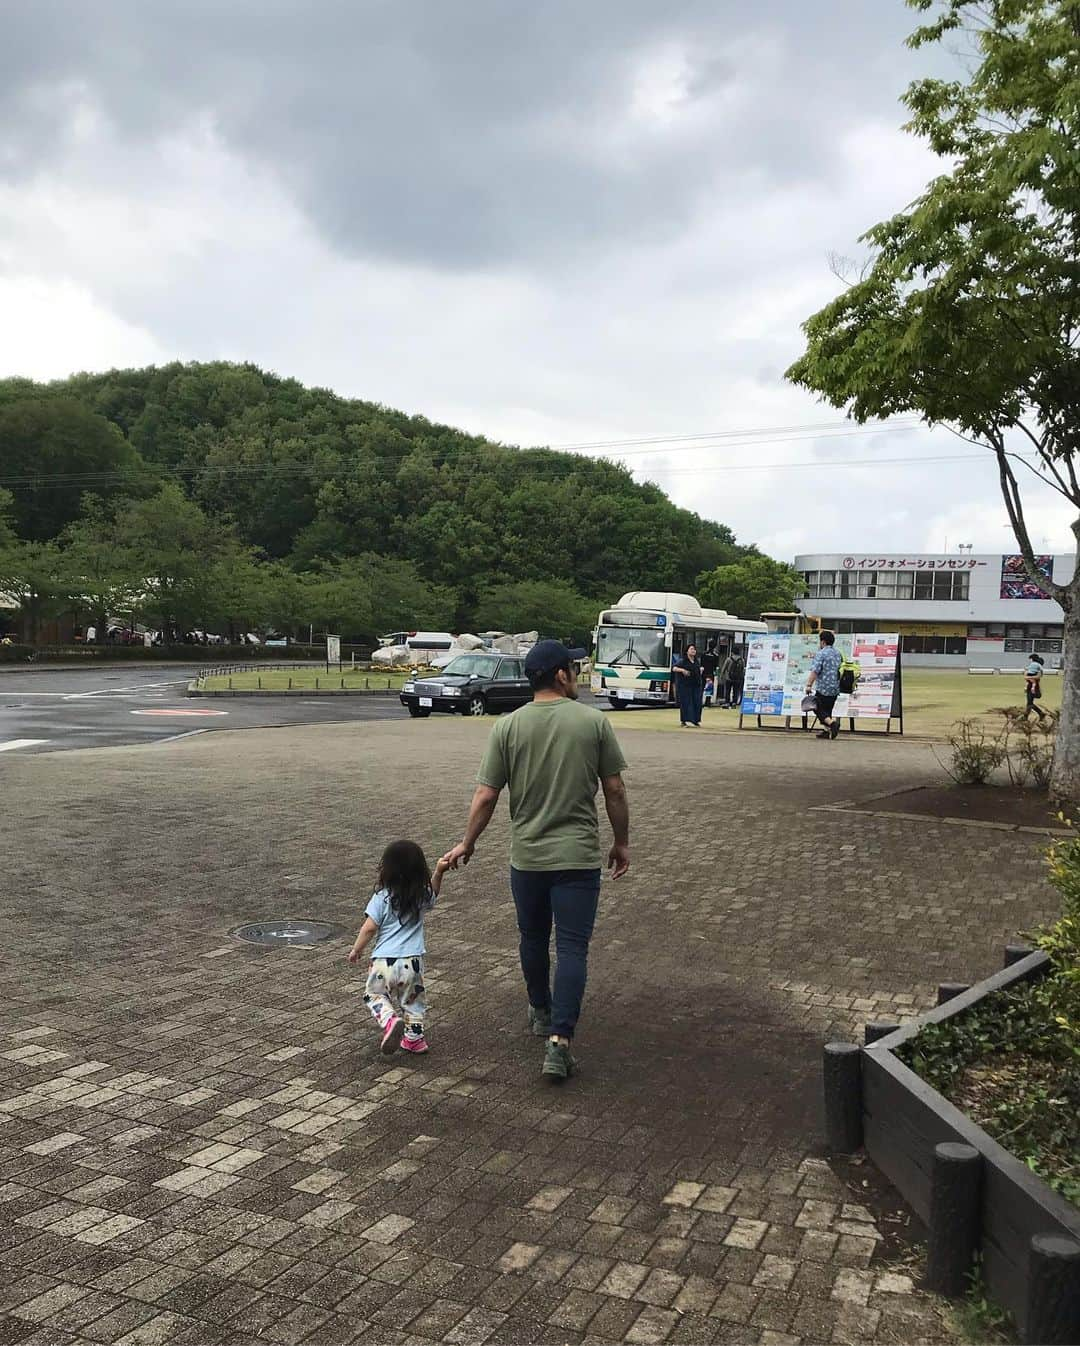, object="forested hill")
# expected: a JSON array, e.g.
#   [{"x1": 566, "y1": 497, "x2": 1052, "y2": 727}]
[{"x1": 0, "y1": 360, "x2": 753, "y2": 639}]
